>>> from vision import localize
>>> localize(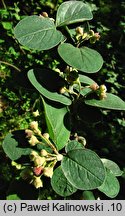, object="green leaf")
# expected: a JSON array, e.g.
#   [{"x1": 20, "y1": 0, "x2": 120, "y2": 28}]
[
  {"x1": 27, "y1": 68, "x2": 72, "y2": 105},
  {"x1": 51, "y1": 166, "x2": 77, "y2": 197},
  {"x1": 36, "y1": 143, "x2": 53, "y2": 154},
  {"x1": 85, "y1": 93, "x2": 125, "y2": 110},
  {"x1": 14, "y1": 15, "x2": 63, "y2": 51},
  {"x1": 2, "y1": 131, "x2": 32, "y2": 160},
  {"x1": 80, "y1": 87, "x2": 92, "y2": 96},
  {"x1": 42, "y1": 97, "x2": 70, "y2": 150},
  {"x1": 61, "y1": 149, "x2": 105, "y2": 190},
  {"x1": 79, "y1": 74, "x2": 96, "y2": 85},
  {"x1": 58, "y1": 43, "x2": 103, "y2": 73},
  {"x1": 65, "y1": 140, "x2": 84, "y2": 153},
  {"x1": 2, "y1": 21, "x2": 12, "y2": 30},
  {"x1": 7, "y1": 194, "x2": 20, "y2": 200},
  {"x1": 56, "y1": 1, "x2": 93, "y2": 27},
  {"x1": 98, "y1": 169, "x2": 120, "y2": 198},
  {"x1": 101, "y1": 159, "x2": 123, "y2": 177}
]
